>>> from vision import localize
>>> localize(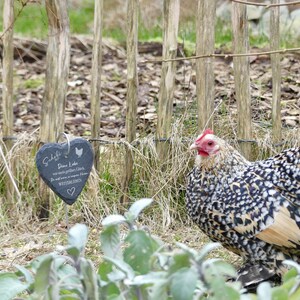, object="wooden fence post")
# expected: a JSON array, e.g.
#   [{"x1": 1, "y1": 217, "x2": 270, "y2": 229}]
[
  {"x1": 120, "y1": 0, "x2": 139, "y2": 204},
  {"x1": 2, "y1": 0, "x2": 15, "y2": 201},
  {"x1": 38, "y1": 0, "x2": 70, "y2": 219},
  {"x1": 196, "y1": 0, "x2": 216, "y2": 131},
  {"x1": 270, "y1": 0, "x2": 282, "y2": 144},
  {"x1": 231, "y1": 2, "x2": 252, "y2": 159},
  {"x1": 91, "y1": 0, "x2": 103, "y2": 172},
  {"x1": 157, "y1": 0, "x2": 180, "y2": 161}
]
